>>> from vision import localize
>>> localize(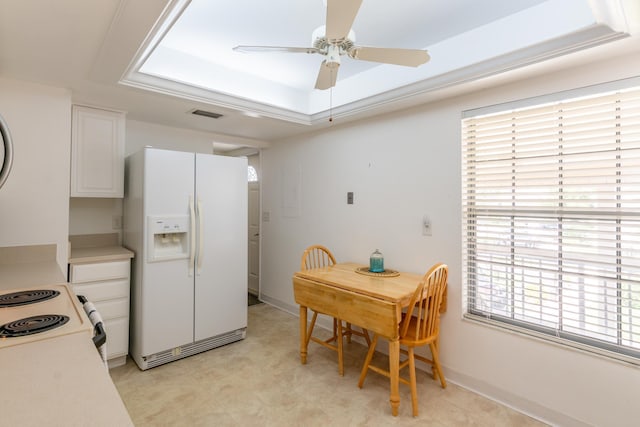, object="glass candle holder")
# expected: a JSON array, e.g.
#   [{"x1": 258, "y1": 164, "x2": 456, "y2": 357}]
[{"x1": 369, "y1": 249, "x2": 384, "y2": 273}]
